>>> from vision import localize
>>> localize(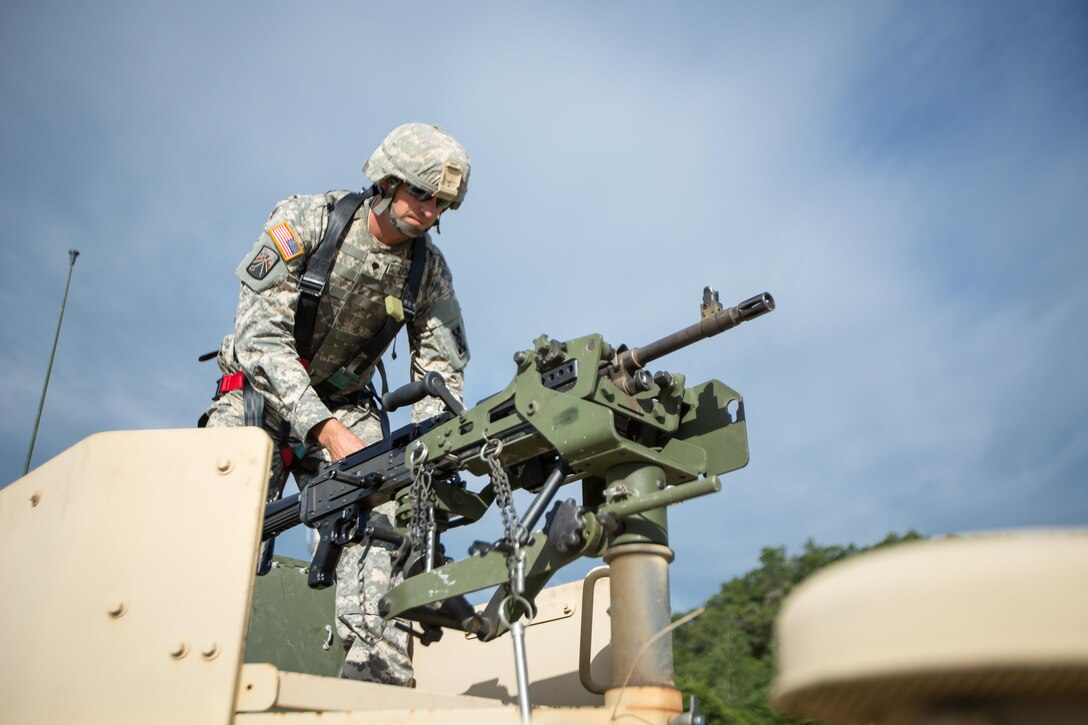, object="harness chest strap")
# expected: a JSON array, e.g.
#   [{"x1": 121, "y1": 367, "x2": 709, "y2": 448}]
[
  {"x1": 206, "y1": 188, "x2": 428, "y2": 454},
  {"x1": 295, "y1": 187, "x2": 429, "y2": 398},
  {"x1": 294, "y1": 188, "x2": 375, "y2": 363},
  {"x1": 312, "y1": 233, "x2": 428, "y2": 400}
]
